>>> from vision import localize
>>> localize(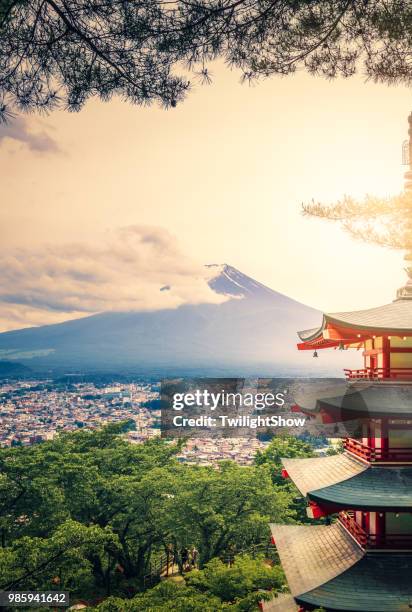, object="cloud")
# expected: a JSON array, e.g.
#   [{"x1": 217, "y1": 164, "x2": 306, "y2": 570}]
[
  {"x1": 0, "y1": 304, "x2": 81, "y2": 333},
  {"x1": 0, "y1": 226, "x2": 225, "y2": 331},
  {"x1": 0, "y1": 117, "x2": 59, "y2": 152}
]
